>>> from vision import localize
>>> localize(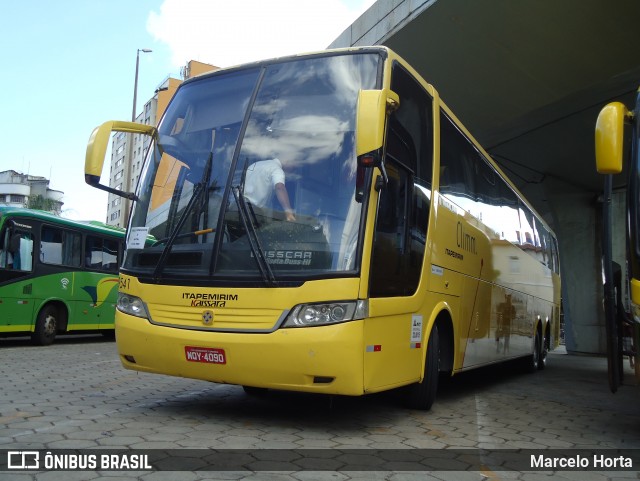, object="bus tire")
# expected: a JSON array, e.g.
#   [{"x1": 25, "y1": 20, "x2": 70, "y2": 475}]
[
  {"x1": 525, "y1": 329, "x2": 541, "y2": 373},
  {"x1": 538, "y1": 330, "x2": 548, "y2": 370},
  {"x1": 31, "y1": 305, "x2": 58, "y2": 346},
  {"x1": 405, "y1": 324, "x2": 439, "y2": 410}
]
